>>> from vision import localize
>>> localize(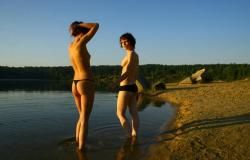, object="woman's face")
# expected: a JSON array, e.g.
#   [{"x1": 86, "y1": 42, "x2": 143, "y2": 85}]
[{"x1": 120, "y1": 39, "x2": 133, "y2": 50}]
